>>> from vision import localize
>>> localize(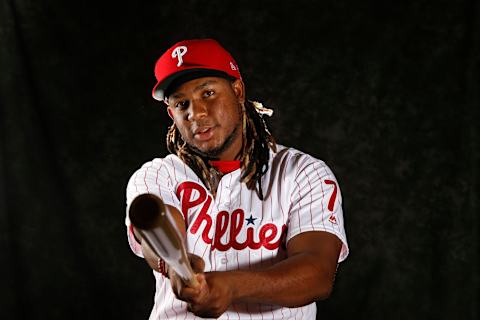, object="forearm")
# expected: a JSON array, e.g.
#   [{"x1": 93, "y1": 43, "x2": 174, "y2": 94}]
[
  {"x1": 172, "y1": 232, "x2": 342, "y2": 318},
  {"x1": 224, "y1": 252, "x2": 336, "y2": 307}
]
